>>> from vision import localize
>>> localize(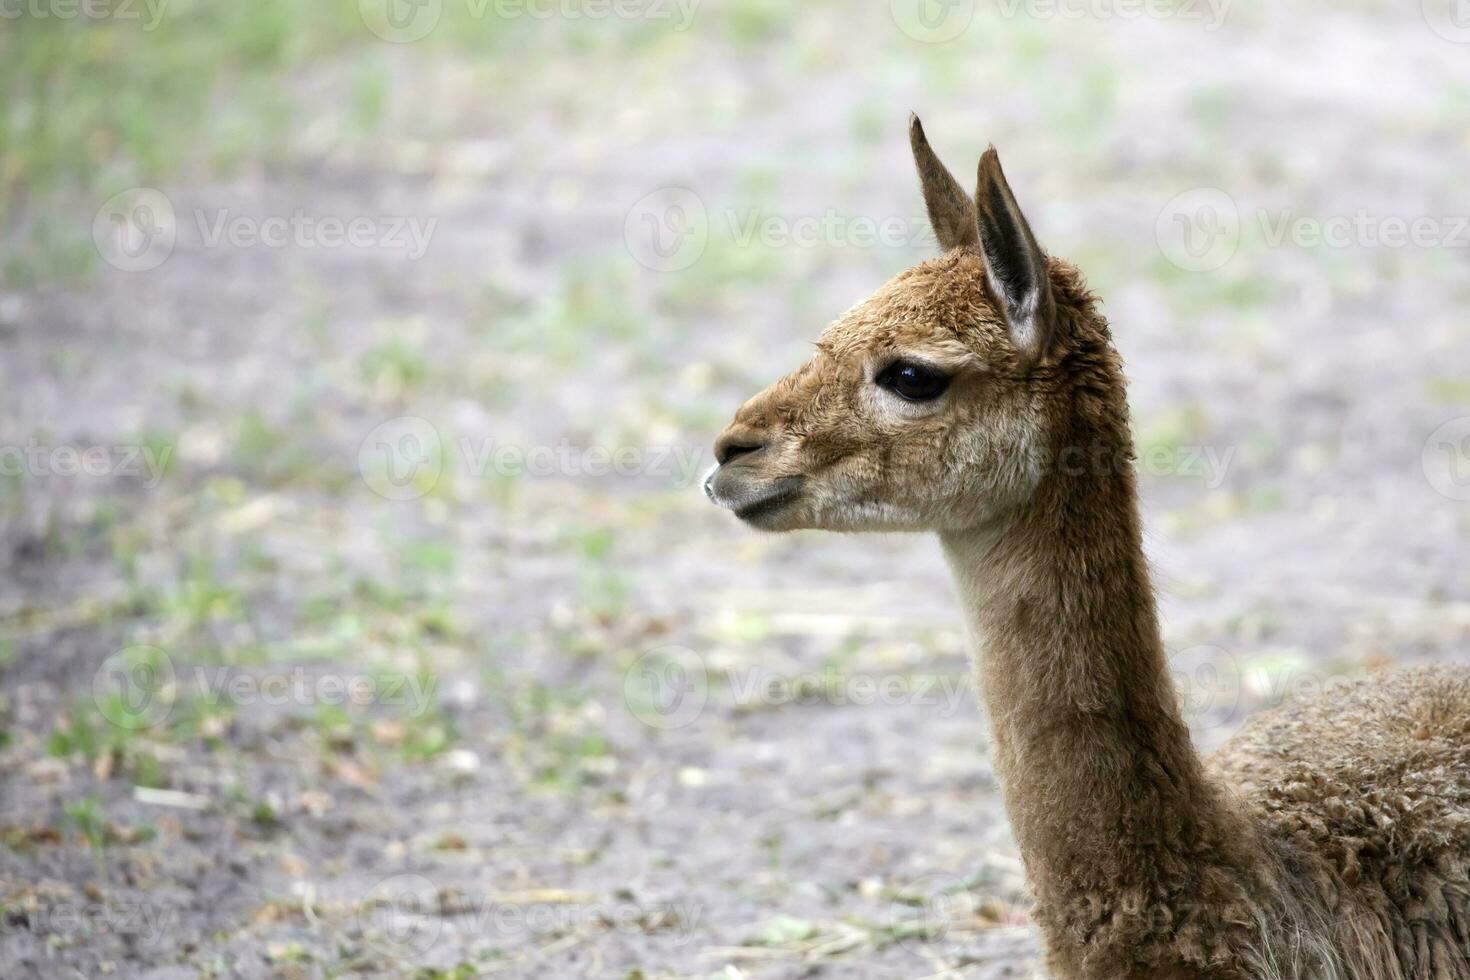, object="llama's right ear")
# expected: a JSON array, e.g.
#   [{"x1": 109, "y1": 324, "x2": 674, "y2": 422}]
[
  {"x1": 909, "y1": 114, "x2": 978, "y2": 252},
  {"x1": 974, "y1": 147, "x2": 1054, "y2": 368}
]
